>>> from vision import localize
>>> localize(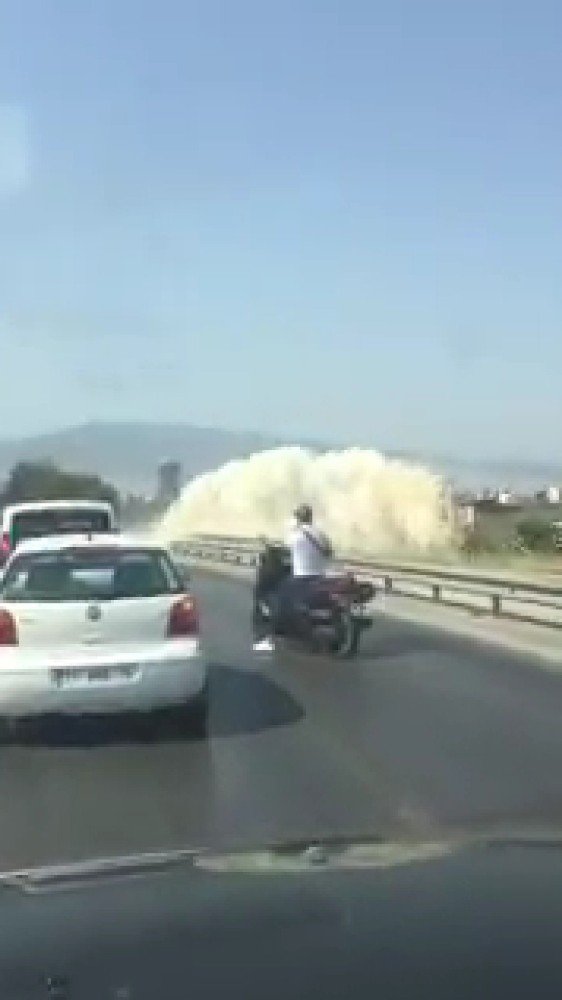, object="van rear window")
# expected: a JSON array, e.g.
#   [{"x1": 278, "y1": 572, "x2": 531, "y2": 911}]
[{"x1": 11, "y1": 510, "x2": 112, "y2": 545}]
